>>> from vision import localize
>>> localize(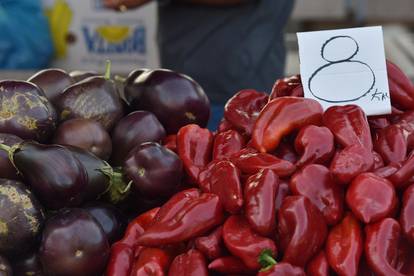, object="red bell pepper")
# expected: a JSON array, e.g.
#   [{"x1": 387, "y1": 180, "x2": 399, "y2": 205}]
[
  {"x1": 323, "y1": 105, "x2": 373, "y2": 150},
  {"x1": 162, "y1": 135, "x2": 177, "y2": 153},
  {"x1": 197, "y1": 160, "x2": 243, "y2": 214},
  {"x1": 278, "y1": 196, "x2": 328, "y2": 267},
  {"x1": 269, "y1": 74, "x2": 304, "y2": 99},
  {"x1": 273, "y1": 141, "x2": 298, "y2": 164},
  {"x1": 224, "y1": 89, "x2": 269, "y2": 135},
  {"x1": 306, "y1": 251, "x2": 330, "y2": 276},
  {"x1": 388, "y1": 150, "x2": 414, "y2": 189},
  {"x1": 194, "y1": 226, "x2": 224, "y2": 260},
  {"x1": 230, "y1": 148, "x2": 296, "y2": 177},
  {"x1": 137, "y1": 191, "x2": 223, "y2": 246},
  {"x1": 364, "y1": 218, "x2": 404, "y2": 276},
  {"x1": 217, "y1": 118, "x2": 235, "y2": 133},
  {"x1": 374, "y1": 124, "x2": 407, "y2": 164},
  {"x1": 168, "y1": 249, "x2": 208, "y2": 276},
  {"x1": 387, "y1": 60, "x2": 414, "y2": 111},
  {"x1": 400, "y1": 184, "x2": 414, "y2": 244},
  {"x1": 275, "y1": 180, "x2": 291, "y2": 212},
  {"x1": 372, "y1": 151, "x2": 385, "y2": 169},
  {"x1": 258, "y1": 262, "x2": 306, "y2": 276},
  {"x1": 177, "y1": 124, "x2": 213, "y2": 183},
  {"x1": 346, "y1": 173, "x2": 398, "y2": 224},
  {"x1": 222, "y1": 215, "x2": 277, "y2": 270},
  {"x1": 208, "y1": 256, "x2": 255, "y2": 274},
  {"x1": 330, "y1": 144, "x2": 374, "y2": 185},
  {"x1": 294, "y1": 125, "x2": 335, "y2": 168},
  {"x1": 252, "y1": 97, "x2": 323, "y2": 153},
  {"x1": 244, "y1": 169, "x2": 279, "y2": 236},
  {"x1": 130, "y1": 247, "x2": 172, "y2": 276},
  {"x1": 290, "y1": 164, "x2": 344, "y2": 225},
  {"x1": 396, "y1": 238, "x2": 414, "y2": 275},
  {"x1": 368, "y1": 115, "x2": 390, "y2": 130},
  {"x1": 212, "y1": 129, "x2": 245, "y2": 161},
  {"x1": 326, "y1": 213, "x2": 363, "y2": 276},
  {"x1": 374, "y1": 163, "x2": 401, "y2": 178}
]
